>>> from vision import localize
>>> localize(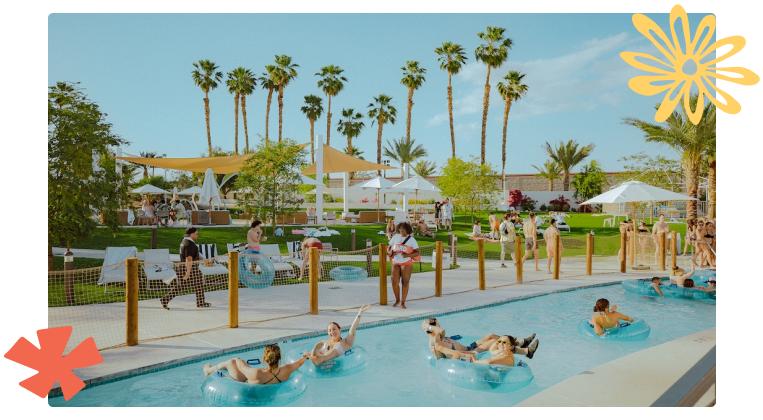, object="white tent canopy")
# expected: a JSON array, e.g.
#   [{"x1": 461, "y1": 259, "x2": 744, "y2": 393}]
[
  {"x1": 580, "y1": 181, "x2": 697, "y2": 205},
  {"x1": 130, "y1": 184, "x2": 170, "y2": 195},
  {"x1": 352, "y1": 176, "x2": 402, "y2": 213}
]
